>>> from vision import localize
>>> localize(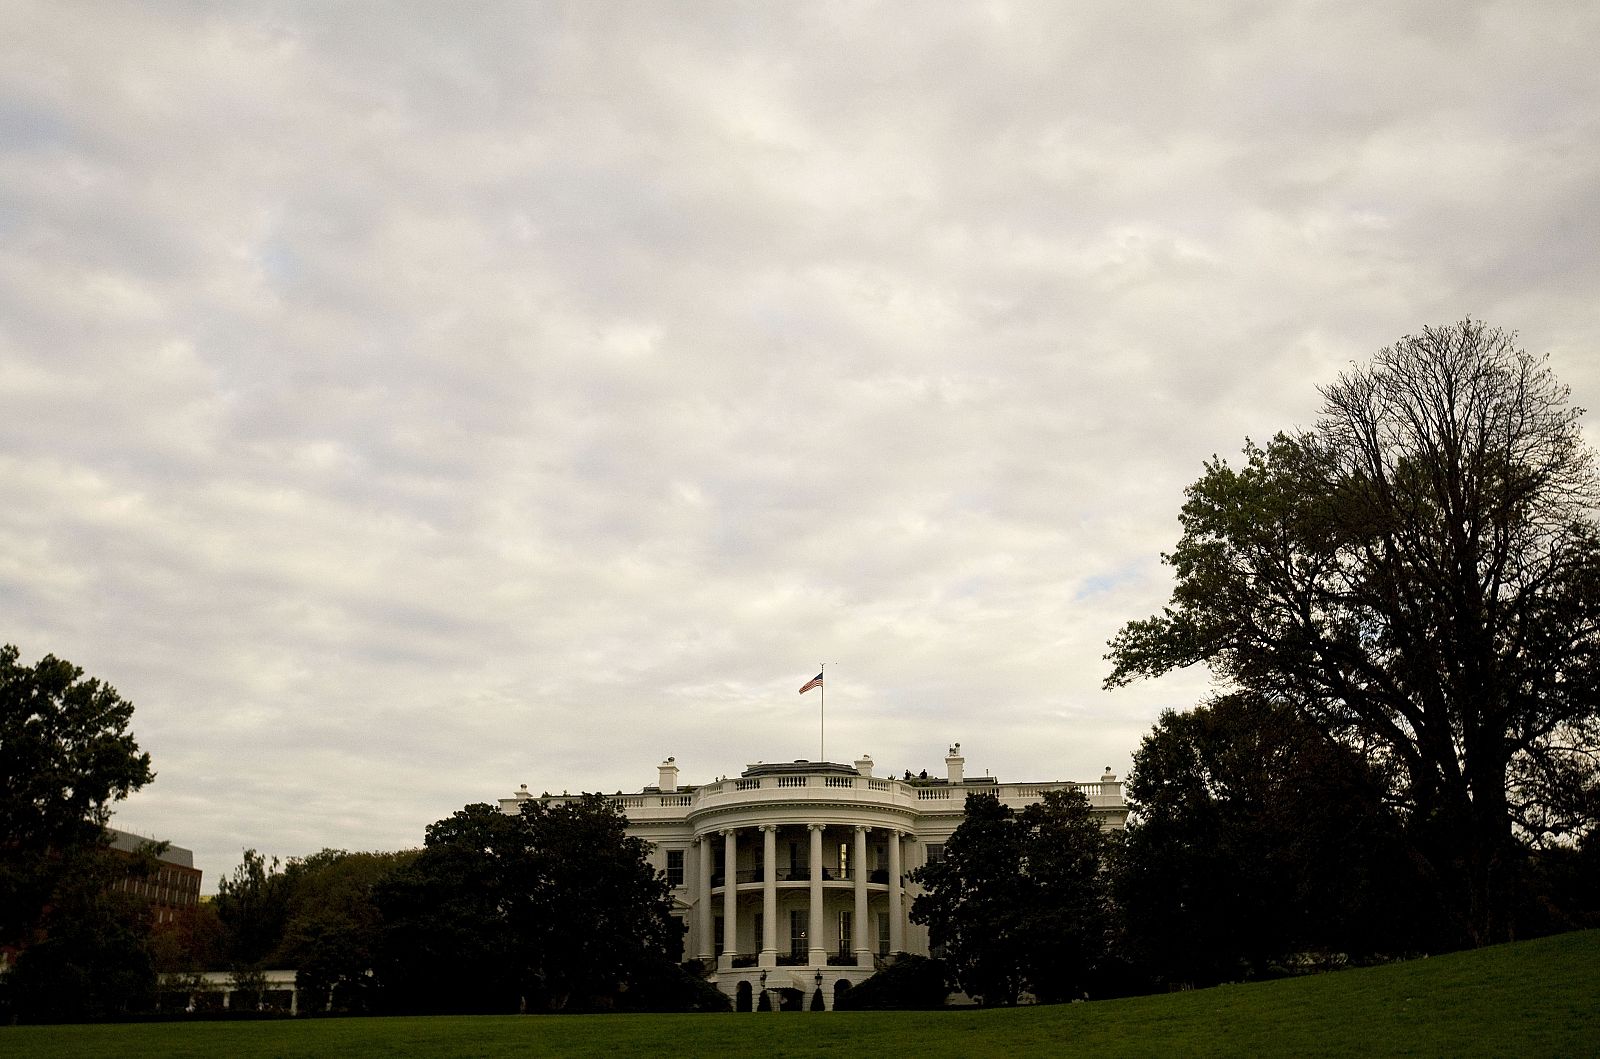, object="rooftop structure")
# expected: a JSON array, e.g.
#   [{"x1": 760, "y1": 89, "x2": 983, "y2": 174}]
[{"x1": 107, "y1": 828, "x2": 203, "y2": 923}]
